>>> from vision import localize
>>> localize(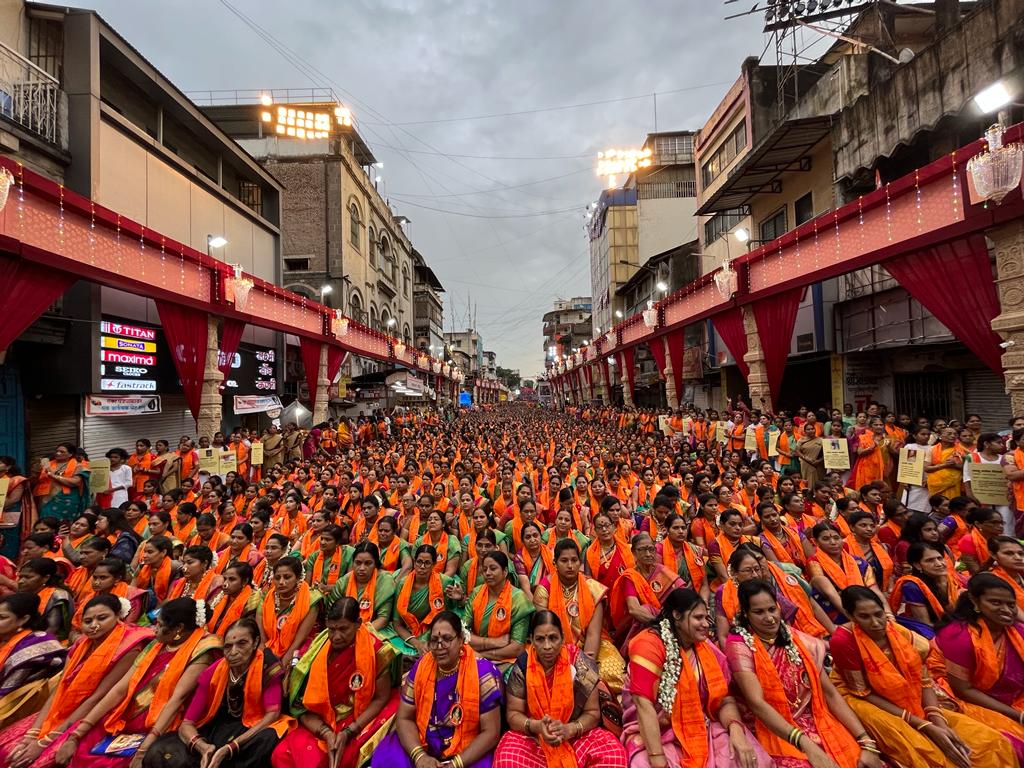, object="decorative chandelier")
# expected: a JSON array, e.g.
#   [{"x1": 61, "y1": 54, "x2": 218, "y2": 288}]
[
  {"x1": 394, "y1": 341, "x2": 406, "y2": 358},
  {"x1": 642, "y1": 308, "x2": 658, "y2": 329},
  {"x1": 967, "y1": 123, "x2": 1024, "y2": 204},
  {"x1": 225, "y1": 264, "x2": 254, "y2": 311},
  {"x1": 714, "y1": 259, "x2": 738, "y2": 301},
  {"x1": 432, "y1": 360, "x2": 441, "y2": 374},
  {"x1": 331, "y1": 310, "x2": 348, "y2": 338},
  {"x1": 0, "y1": 167, "x2": 14, "y2": 212}
]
